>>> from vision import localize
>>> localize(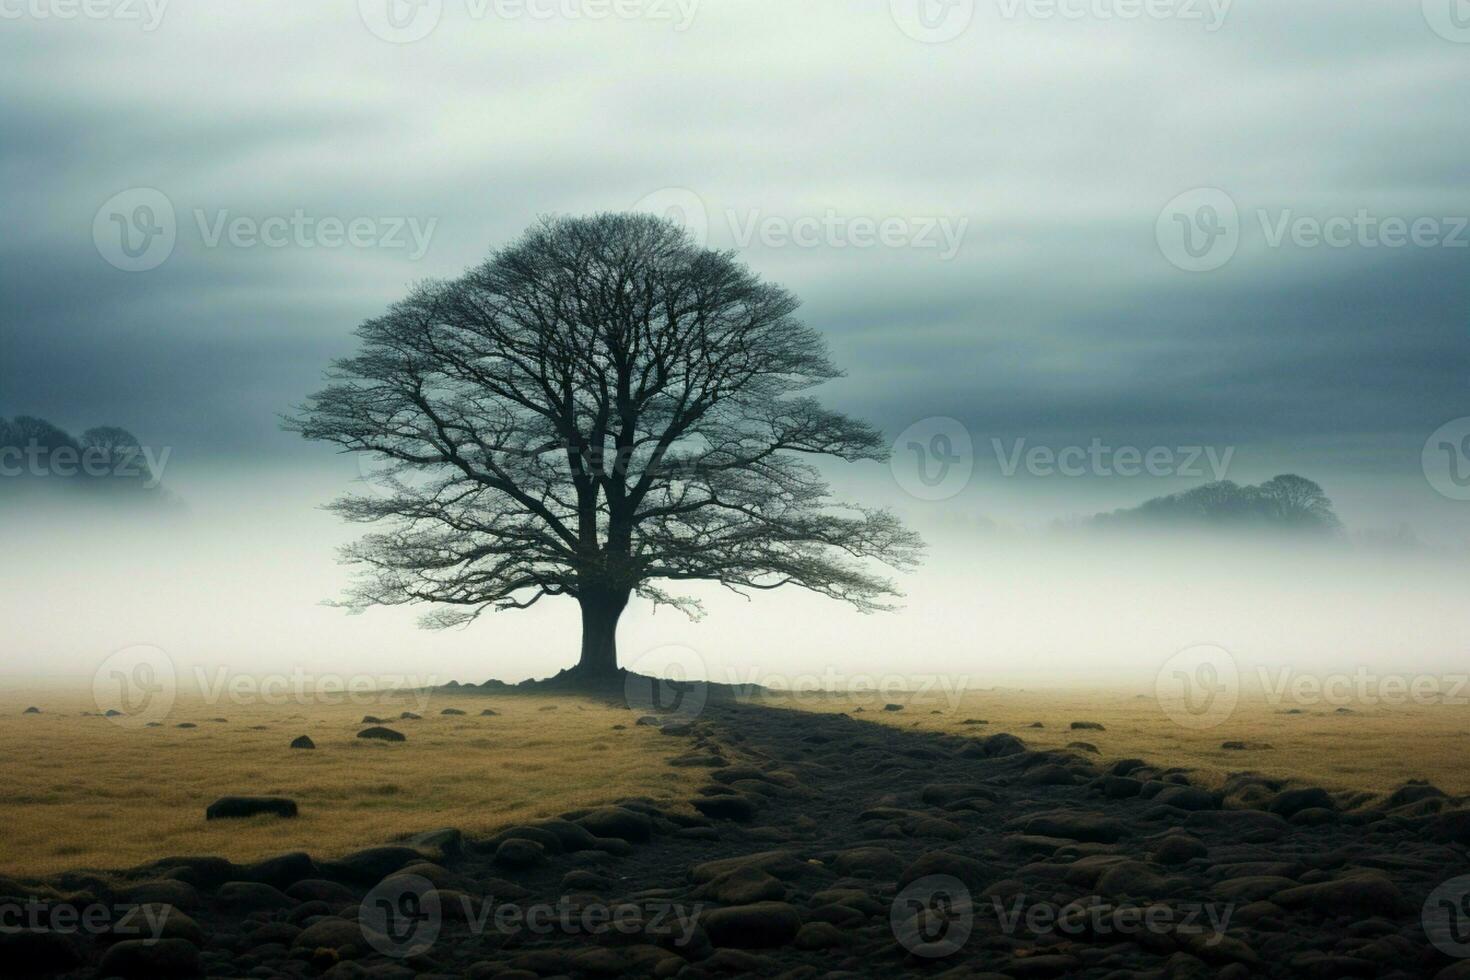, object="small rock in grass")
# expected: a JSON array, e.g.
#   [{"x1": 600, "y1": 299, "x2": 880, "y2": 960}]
[
  {"x1": 205, "y1": 796, "x2": 298, "y2": 820},
  {"x1": 357, "y1": 726, "x2": 406, "y2": 742},
  {"x1": 289, "y1": 735, "x2": 315, "y2": 749}
]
